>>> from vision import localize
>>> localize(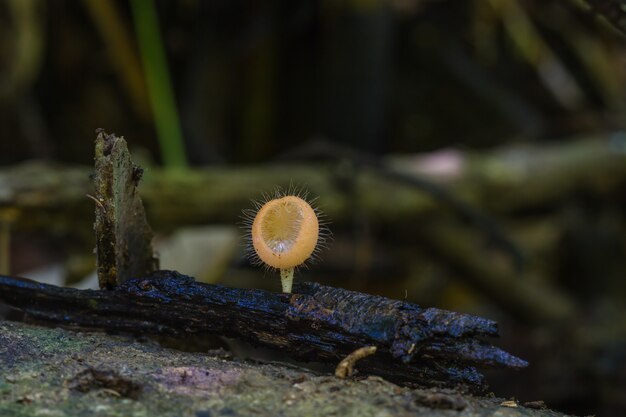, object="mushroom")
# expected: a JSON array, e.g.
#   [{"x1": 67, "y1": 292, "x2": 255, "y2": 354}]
[{"x1": 242, "y1": 190, "x2": 327, "y2": 293}]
